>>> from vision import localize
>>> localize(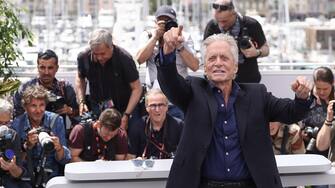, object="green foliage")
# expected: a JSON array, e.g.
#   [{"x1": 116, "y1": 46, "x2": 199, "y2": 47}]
[{"x1": 0, "y1": 0, "x2": 33, "y2": 95}]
